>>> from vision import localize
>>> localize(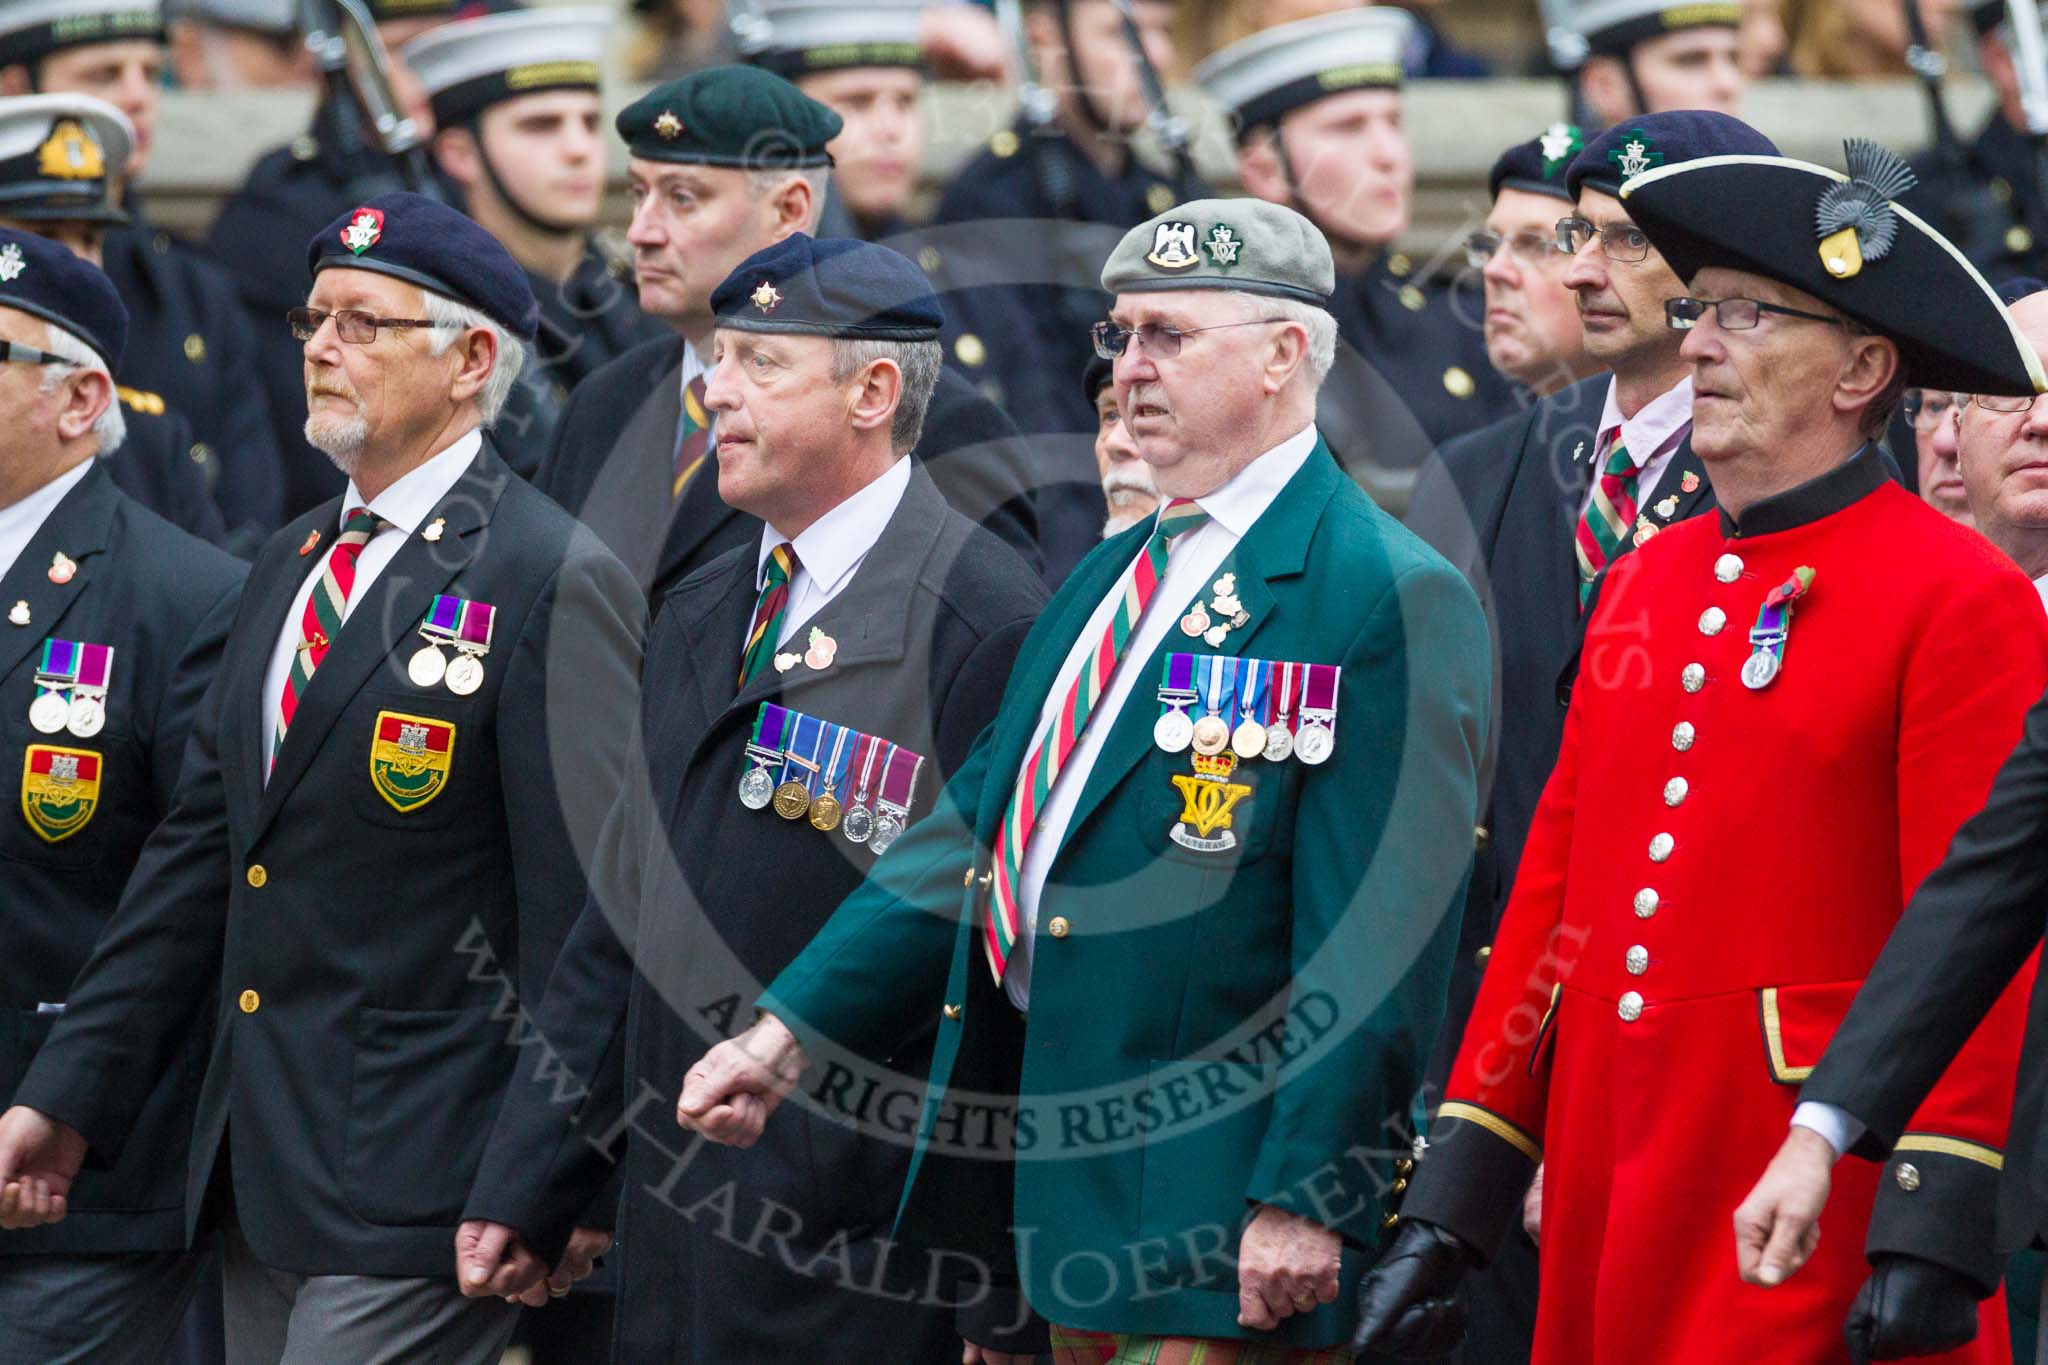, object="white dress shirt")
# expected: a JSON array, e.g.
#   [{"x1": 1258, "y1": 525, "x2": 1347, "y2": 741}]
[
  {"x1": 1577, "y1": 373, "x2": 1695, "y2": 522},
  {"x1": 1003, "y1": 423, "x2": 1320, "y2": 1010},
  {"x1": 0, "y1": 459, "x2": 93, "y2": 584},
  {"x1": 750, "y1": 456, "x2": 912, "y2": 650},
  {"x1": 259, "y1": 430, "x2": 482, "y2": 765},
  {"x1": 2035, "y1": 570, "x2": 2048, "y2": 613}
]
